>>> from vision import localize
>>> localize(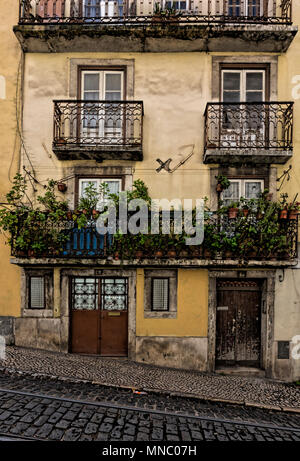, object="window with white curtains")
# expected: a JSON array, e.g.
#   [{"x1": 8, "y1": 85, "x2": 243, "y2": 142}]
[
  {"x1": 222, "y1": 179, "x2": 264, "y2": 206},
  {"x1": 79, "y1": 178, "x2": 122, "y2": 207}
]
